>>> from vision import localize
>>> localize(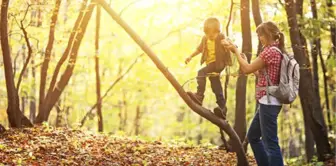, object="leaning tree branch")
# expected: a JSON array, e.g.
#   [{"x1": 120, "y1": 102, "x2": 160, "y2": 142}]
[
  {"x1": 80, "y1": 19, "x2": 196, "y2": 126},
  {"x1": 96, "y1": 0, "x2": 248, "y2": 165}
]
